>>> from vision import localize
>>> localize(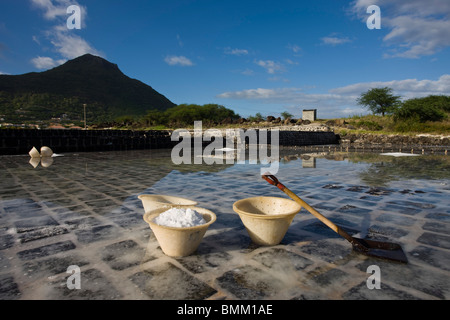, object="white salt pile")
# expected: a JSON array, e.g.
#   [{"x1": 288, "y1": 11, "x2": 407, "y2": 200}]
[
  {"x1": 154, "y1": 207, "x2": 206, "y2": 228},
  {"x1": 380, "y1": 152, "x2": 420, "y2": 157}
]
